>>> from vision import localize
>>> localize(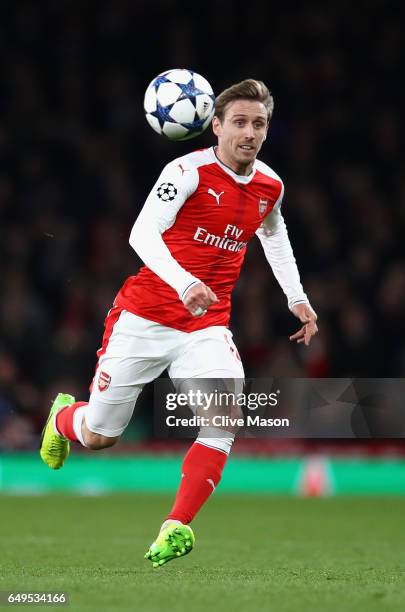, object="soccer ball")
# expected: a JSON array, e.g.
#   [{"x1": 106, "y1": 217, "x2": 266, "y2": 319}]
[{"x1": 144, "y1": 69, "x2": 215, "y2": 141}]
